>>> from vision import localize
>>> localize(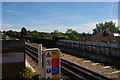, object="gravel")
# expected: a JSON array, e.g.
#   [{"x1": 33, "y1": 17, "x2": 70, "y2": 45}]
[
  {"x1": 61, "y1": 53, "x2": 120, "y2": 79},
  {"x1": 25, "y1": 42, "x2": 120, "y2": 79}
]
